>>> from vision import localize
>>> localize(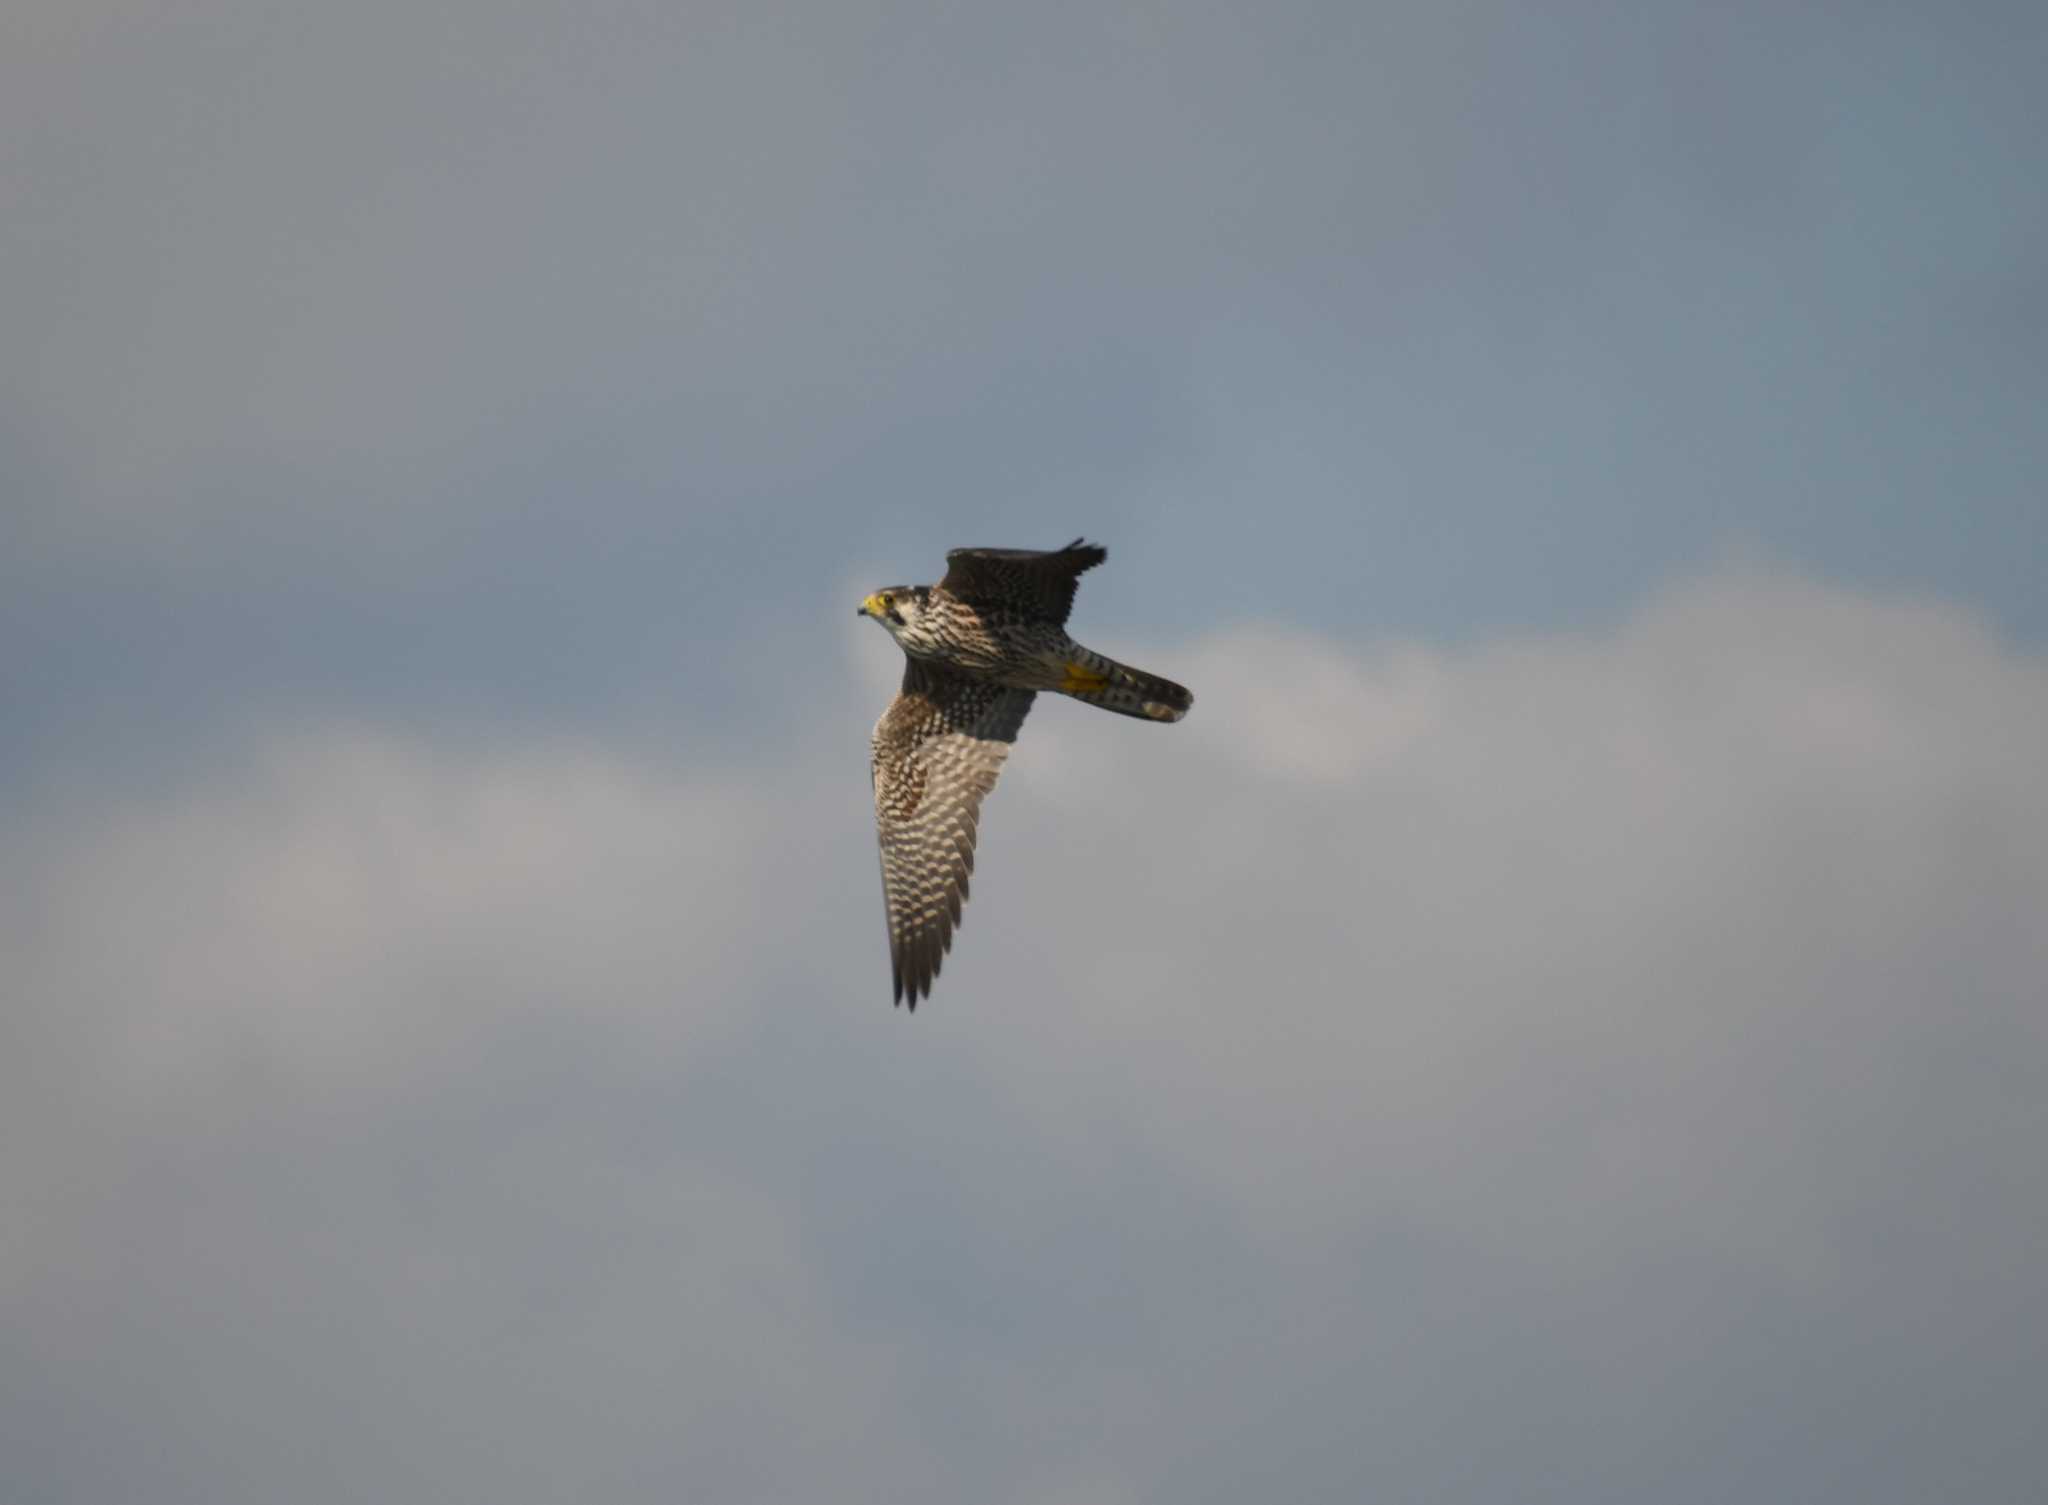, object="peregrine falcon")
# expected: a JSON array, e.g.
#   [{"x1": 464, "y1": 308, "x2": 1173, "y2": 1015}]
[{"x1": 857, "y1": 539, "x2": 1192, "y2": 1009}]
